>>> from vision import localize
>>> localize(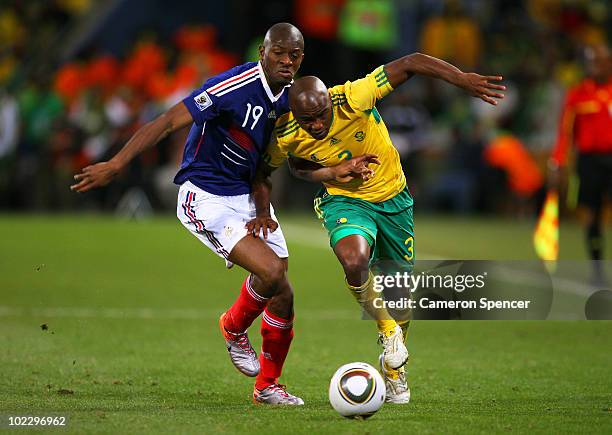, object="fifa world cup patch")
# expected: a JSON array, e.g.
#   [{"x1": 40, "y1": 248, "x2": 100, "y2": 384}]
[
  {"x1": 336, "y1": 217, "x2": 348, "y2": 224},
  {"x1": 193, "y1": 91, "x2": 212, "y2": 111}
]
